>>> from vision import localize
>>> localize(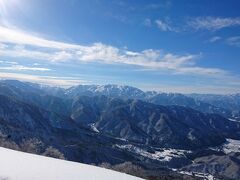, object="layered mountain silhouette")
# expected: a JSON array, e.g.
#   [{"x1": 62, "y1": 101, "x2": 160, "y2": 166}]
[{"x1": 0, "y1": 79, "x2": 239, "y2": 179}]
